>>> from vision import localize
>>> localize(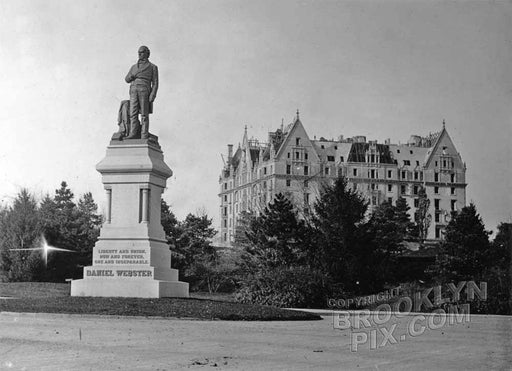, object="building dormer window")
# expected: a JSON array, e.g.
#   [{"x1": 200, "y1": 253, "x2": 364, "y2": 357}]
[{"x1": 296, "y1": 137, "x2": 301, "y2": 146}]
